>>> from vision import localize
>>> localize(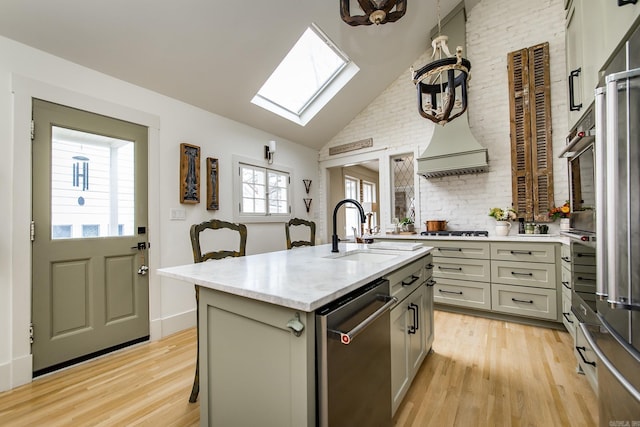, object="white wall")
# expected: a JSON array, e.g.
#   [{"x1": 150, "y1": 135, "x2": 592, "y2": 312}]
[
  {"x1": 320, "y1": 0, "x2": 569, "y2": 236},
  {"x1": 0, "y1": 35, "x2": 319, "y2": 391}
]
